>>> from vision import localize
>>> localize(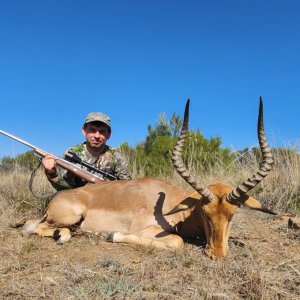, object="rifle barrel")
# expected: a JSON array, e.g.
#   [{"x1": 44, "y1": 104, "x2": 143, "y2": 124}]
[
  {"x1": 0, "y1": 129, "x2": 104, "y2": 183},
  {"x1": 0, "y1": 129, "x2": 39, "y2": 150}
]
